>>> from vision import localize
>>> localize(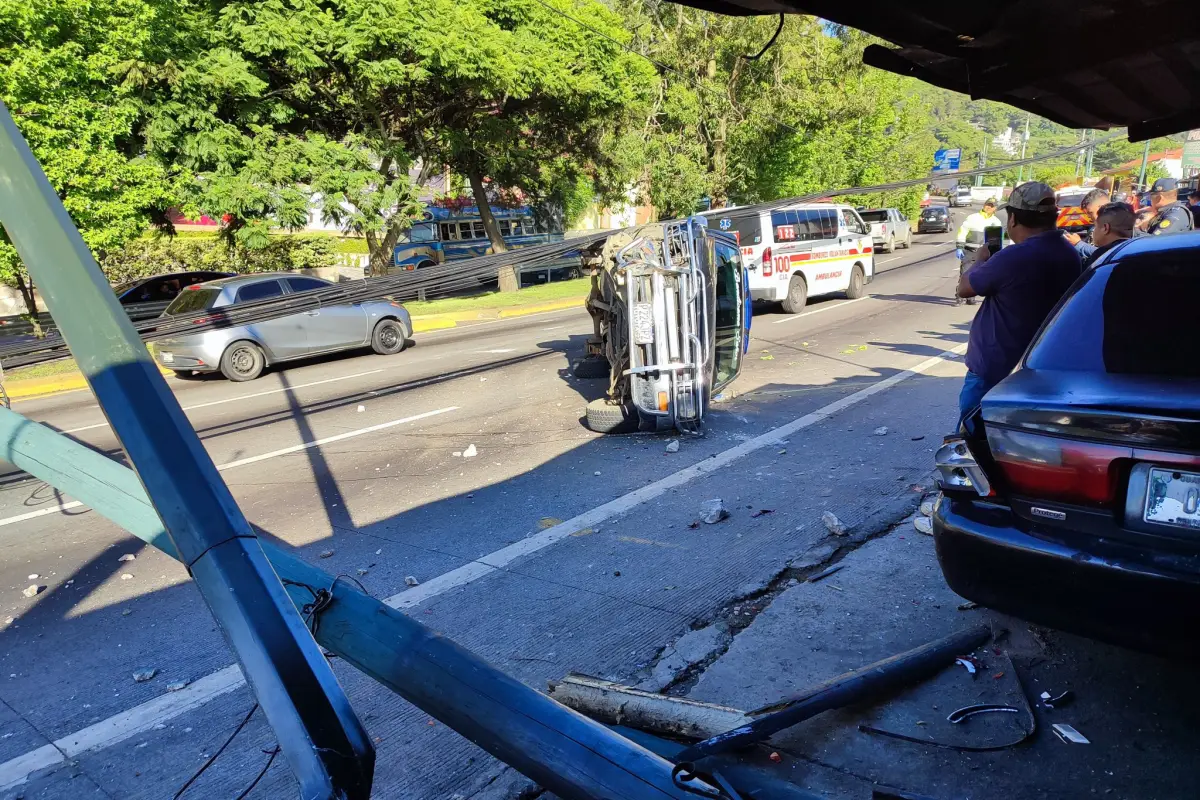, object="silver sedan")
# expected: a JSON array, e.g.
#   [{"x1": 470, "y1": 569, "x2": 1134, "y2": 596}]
[{"x1": 153, "y1": 274, "x2": 413, "y2": 381}]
